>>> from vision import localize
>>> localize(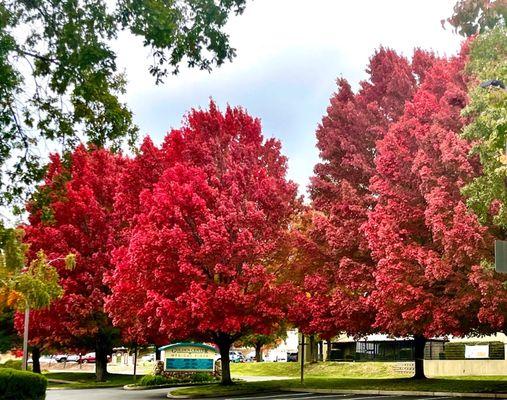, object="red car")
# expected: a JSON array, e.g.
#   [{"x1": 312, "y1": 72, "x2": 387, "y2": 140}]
[
  {"x1": 78, "y1": 353, "x2": 111, "y2": 363},
  {"x1": 79, "y1": 353, "x2": 96, "y2": 363}
]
